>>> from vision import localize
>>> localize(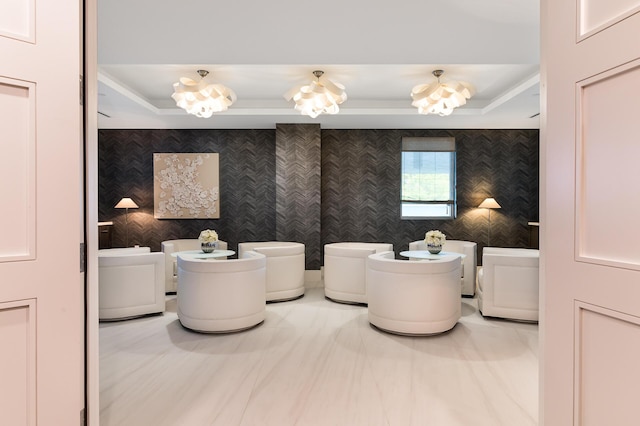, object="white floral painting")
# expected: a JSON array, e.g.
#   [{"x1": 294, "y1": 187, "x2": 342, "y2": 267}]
[{"x1": 153, "y1": 153, "x2": 220, "y2": 219}]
